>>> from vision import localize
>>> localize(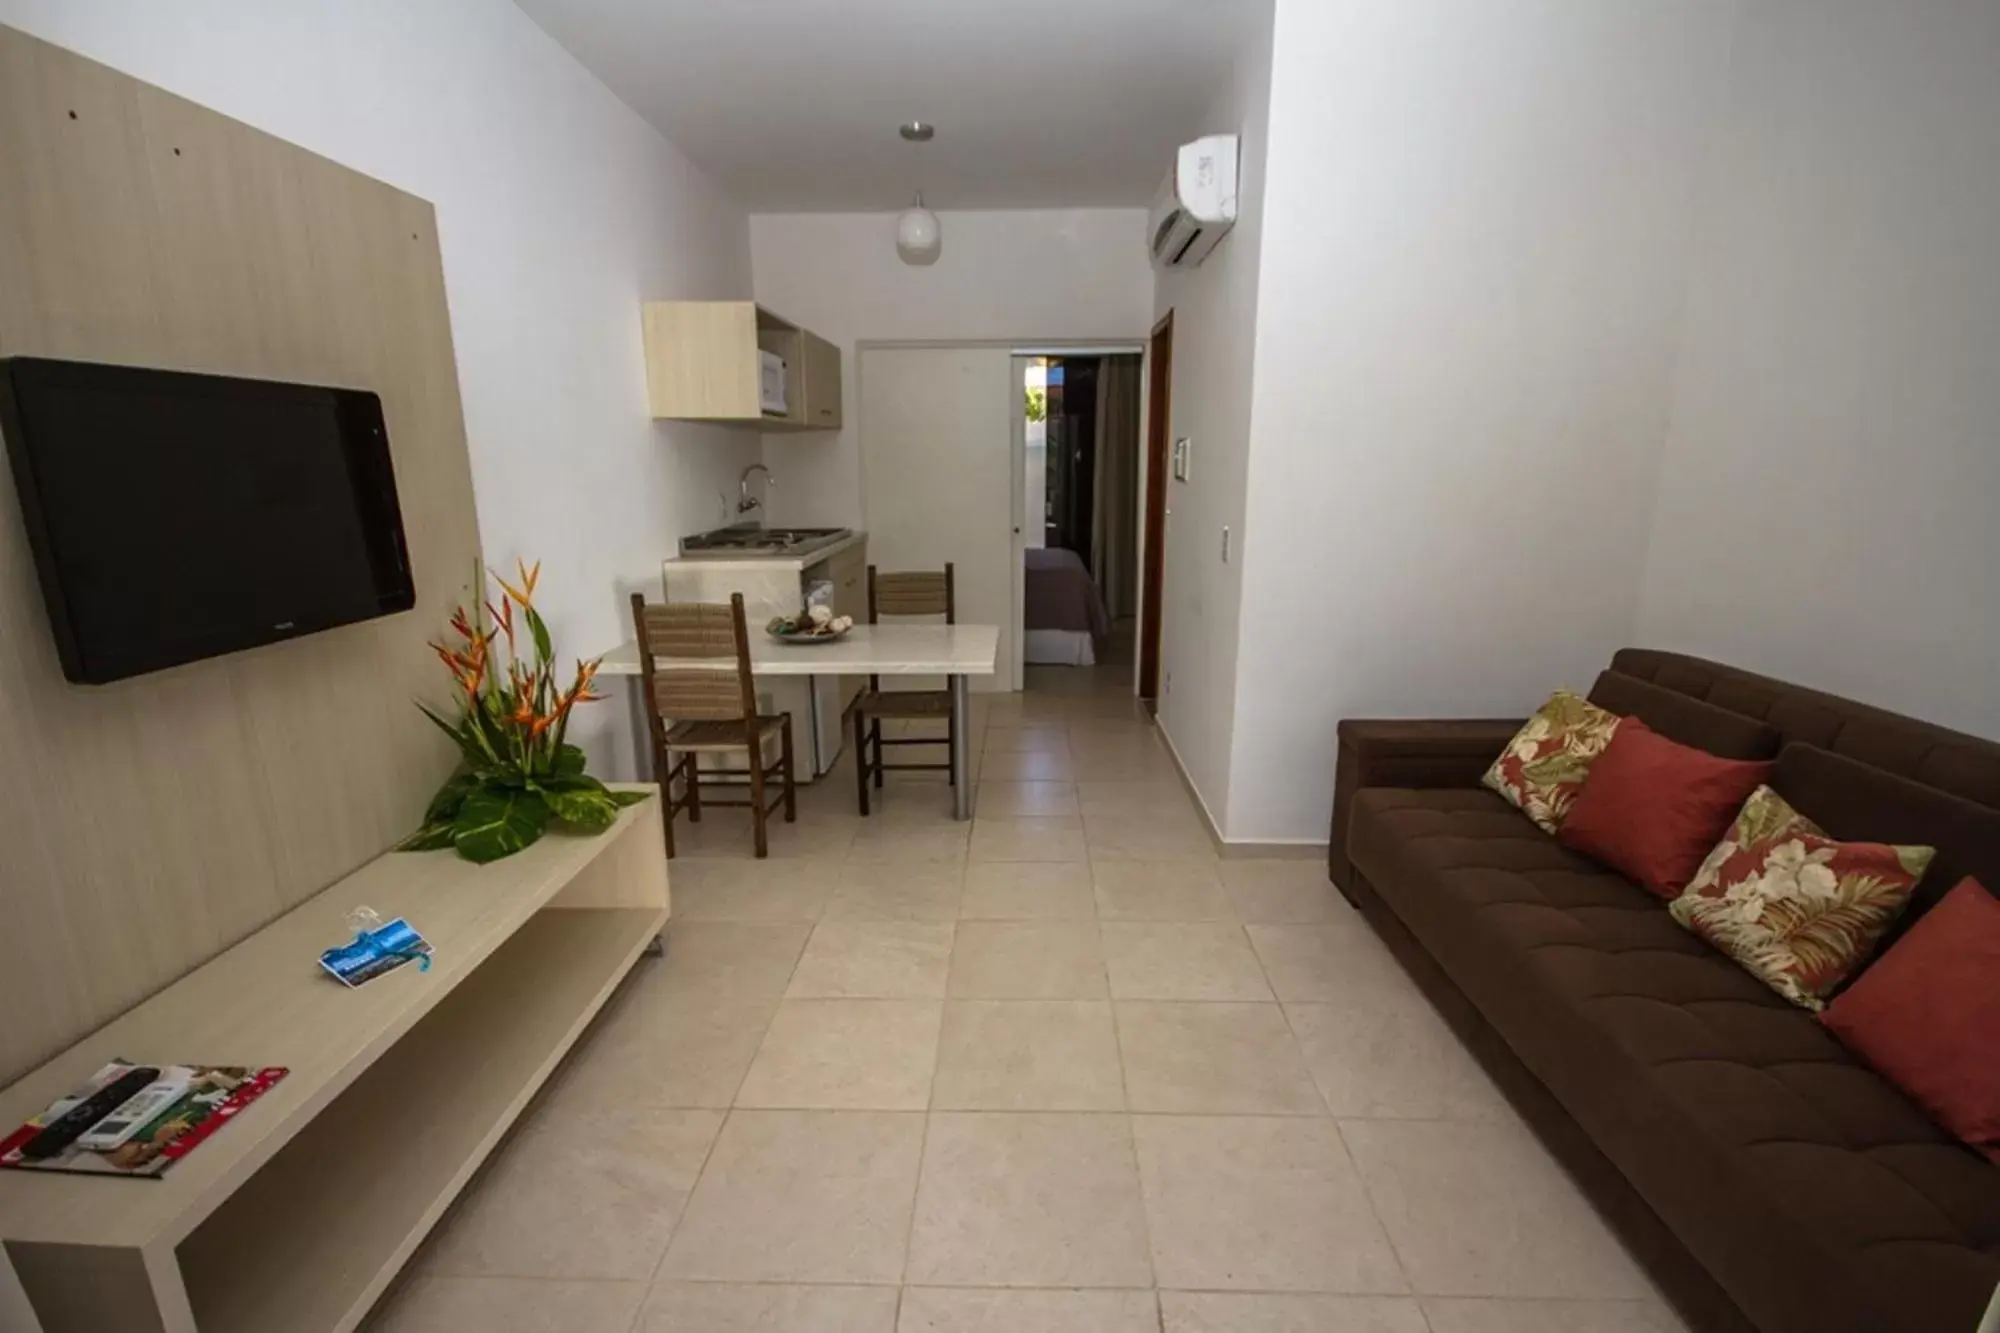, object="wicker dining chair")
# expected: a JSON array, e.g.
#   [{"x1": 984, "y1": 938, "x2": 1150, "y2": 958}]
[
  {"x1": 852, "y1": 564, "x2": 955, "y2": 816},
  {"x1": 628, "y1": 592, "x2": 796, "y2": 858}
]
